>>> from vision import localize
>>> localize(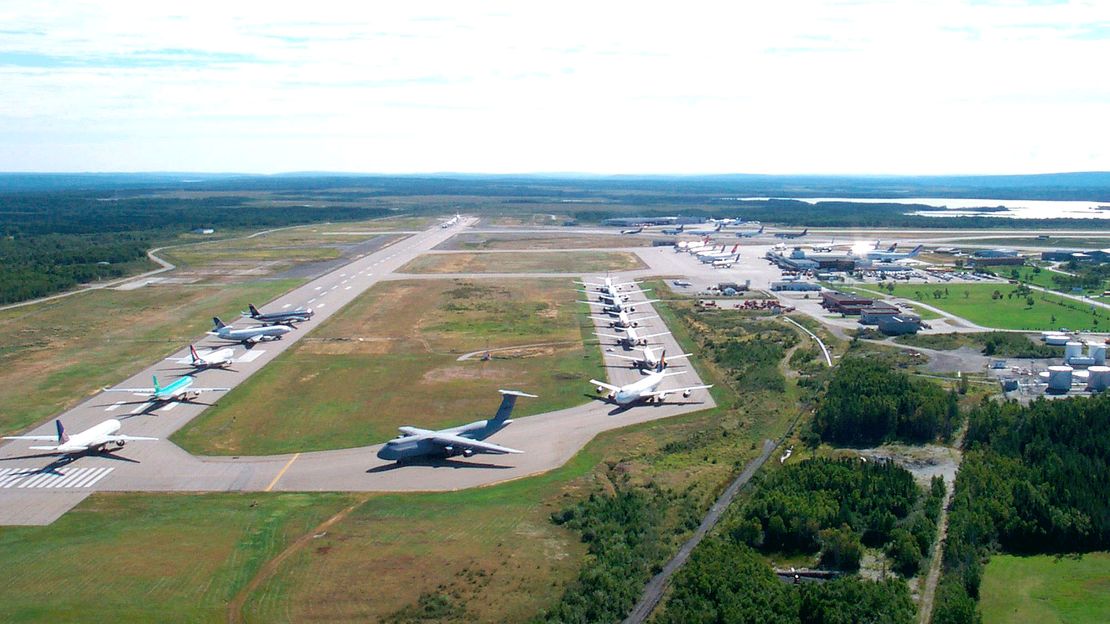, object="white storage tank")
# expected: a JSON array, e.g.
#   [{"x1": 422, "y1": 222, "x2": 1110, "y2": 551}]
[
  {"x1": 1065, "y1": 341, "x2": 1085, "y2": 360},
  {"x1": 1088, "y1": 366, "x2": 1110, "y2": 391},
  {"x1": 1090, "y1": 343, "x2": 1107, "y2": 366},
  {"x1": 1041, "y1": 331, "x2": 1063, "y2": 340},
  {"x1": 1047, "y1": 365, "x2": 1073, "y2": 393},
  {"x1": 1046, "y1": 334, "x2": 1070, "y2": 346}
]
